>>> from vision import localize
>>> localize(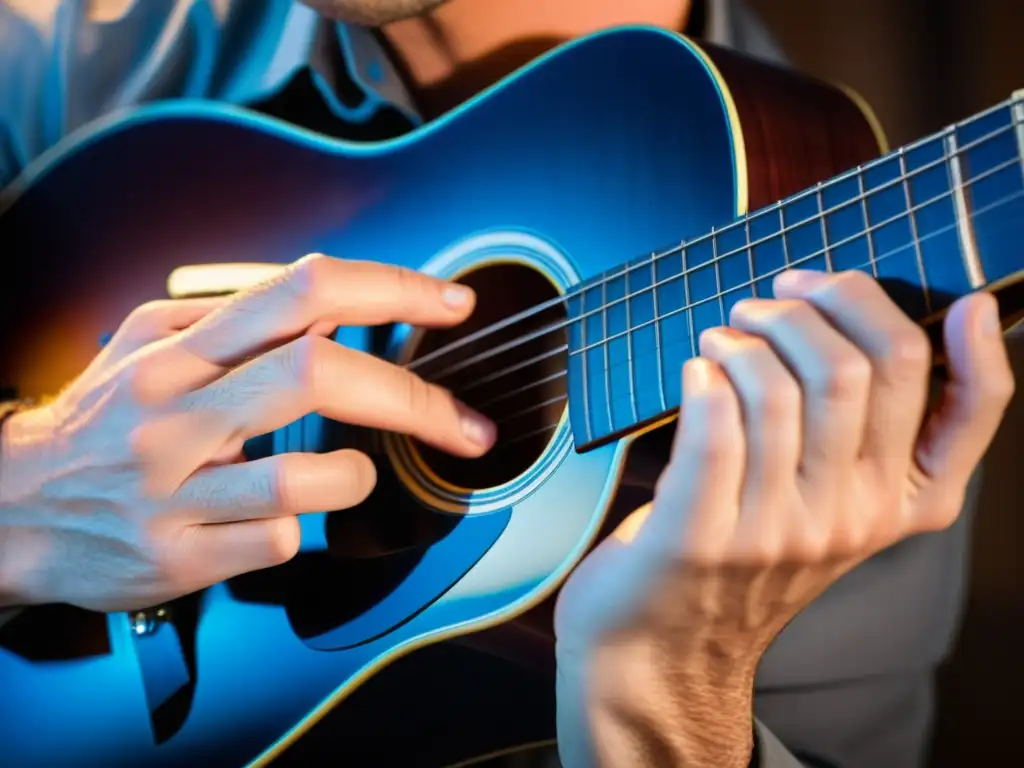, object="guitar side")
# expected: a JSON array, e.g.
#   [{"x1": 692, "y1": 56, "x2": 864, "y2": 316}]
[{"x1": 0, "y1": 27, "x2": 882, "y2": 767}]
